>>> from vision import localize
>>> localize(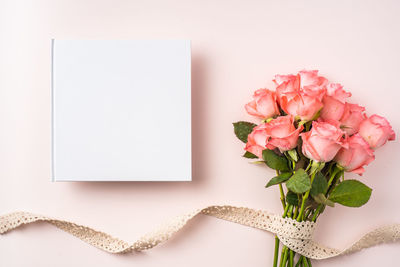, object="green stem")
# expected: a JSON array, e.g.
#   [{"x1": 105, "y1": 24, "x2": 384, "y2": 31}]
[
  {"x1": 286, "y1": 205, "x2": 298, "y2": 267},
  {"x1": 311, "y1": 205, "x2": 322, "y2": 222},
  {"x1": 295, "y1": 256, "x2": 303, "y2": 267},
  {"x1": 305, "y1": 160, "x2": 312, "y2": 172},
  {"x1": 283, "y1": 204, "x2": 290, "y2": 218},
  {"x1": 293, "y1": 205, "x2": 299, "y2": 219},
  {"x1": 306, "y1": 257, "x2": 312, "y2": 267},
  {"x1": 274, "y1": 171, "x2": 287, "y2": 267},
  {"x1": 278, "y1": 205, "x2": 292, "y2": 267},
  {"x1": 293, "y1": 163, "x2": 321, "y2": 266},
  {"x1": 279, "y1": 184, "x2": 286, "y2": 209},
  {"x1": 273, "y1": 236, "x2": 280, "y2": 267},
  {"x1": 327, "y1": 166, "x2": 341, "y2": 188},
  {"x1": 296, "y1": 172, "x2": 317, "y2": 222},
  {"x1": 302, "y1": 256, "x2": 309, "y2": 267},
  {"x1": 279, "y1": 247, "x2": 287, "y2": 267},
  {"x1": 280, "y1": 247, "x2": 289, "y2": 267},
  {"x1": 289, "y1": 250, "x2": 294, "y2": 267},
  {"x1": 277, "y1": 170, "x2": 286, "y2": 209},
  {"x1": 287, "y1": 205, "x2": 294, "y2": 218}
]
